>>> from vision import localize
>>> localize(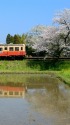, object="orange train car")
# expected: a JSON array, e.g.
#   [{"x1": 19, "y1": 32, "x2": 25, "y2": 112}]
[{"x1": 0, "y1": 43, "x2": 26, "y2": 59}]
